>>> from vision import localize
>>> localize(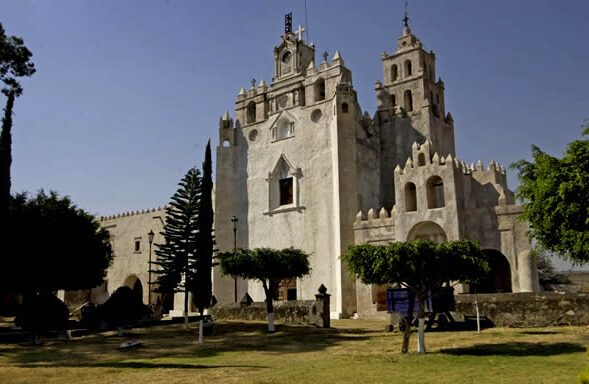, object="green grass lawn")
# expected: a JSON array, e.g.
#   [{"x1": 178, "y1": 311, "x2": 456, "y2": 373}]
[{"x1": 0, "y1": 320, "x2": 587, "y2": 383}]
